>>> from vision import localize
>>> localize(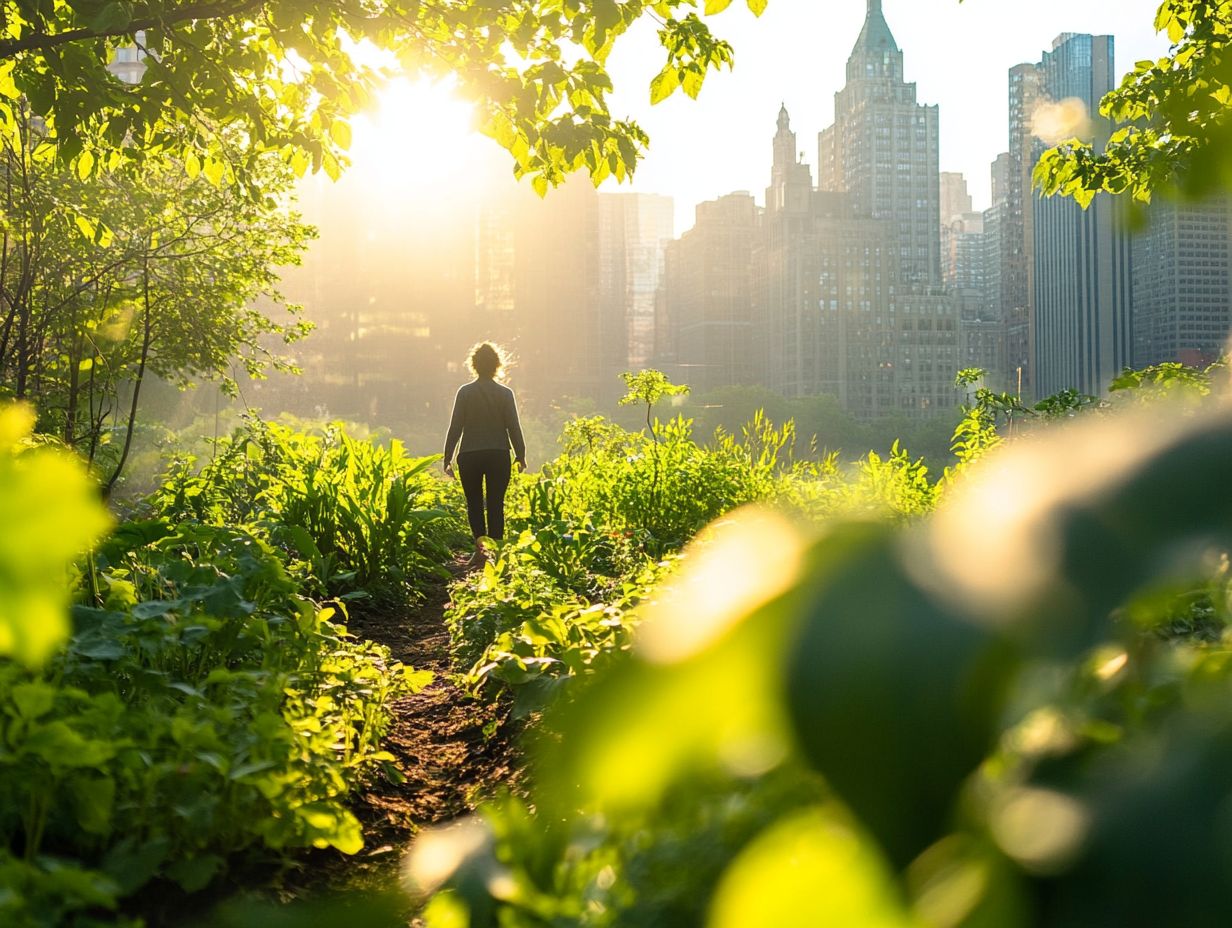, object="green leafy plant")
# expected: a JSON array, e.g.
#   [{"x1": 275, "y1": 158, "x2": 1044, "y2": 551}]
[
  {"x1": 619, "y1": 370, "x2": 692, "y2": 527},
  {"x1": 0, "y1": 405, "x2": 435, "y2": 923},
  {"x1": 151, "y1": 417, "x2": 464, "y2": 602},
  {"x1": 0, "y1": 518, "x2": 429, "y2": 914},
  {"x1": 419, "y1": 371, "x2": 1232, "y2": 927},
  {"x1": 1110, "y1": 358, "x2": 1227, "y2": 405},
  {"x1": 0, "y1": 131, "x2": 313, "y2": 492}
]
